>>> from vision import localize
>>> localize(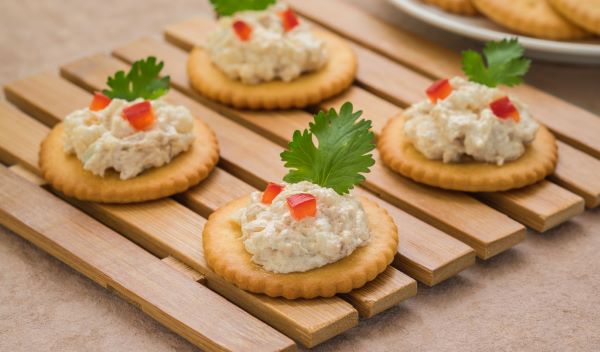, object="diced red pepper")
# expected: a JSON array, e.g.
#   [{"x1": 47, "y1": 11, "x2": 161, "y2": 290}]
[
  {"x1": 121, "y1": 101, "x2": 156, "y2": 131},
  {"x1": 89, "y1": 92, "x2": 111, "y2": 111},
  {"x1": 426, "y1": 79, "x2": 453, "y2": 103},
  {"x1": 261, "y1": 182, "x2": 284, "y2": 204},
  {"x1": 279, "y1": 8, "x2": 300, "y2": 32},
  {"x1": 233, "y1": 20, "x2": 252, "y2": 41},
  {"x1": 490, "y1": 96, "x2": 520, "y2": 123},
  {"x1": 286, "y1": 193, "x2": 316, "y2": 221}
]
